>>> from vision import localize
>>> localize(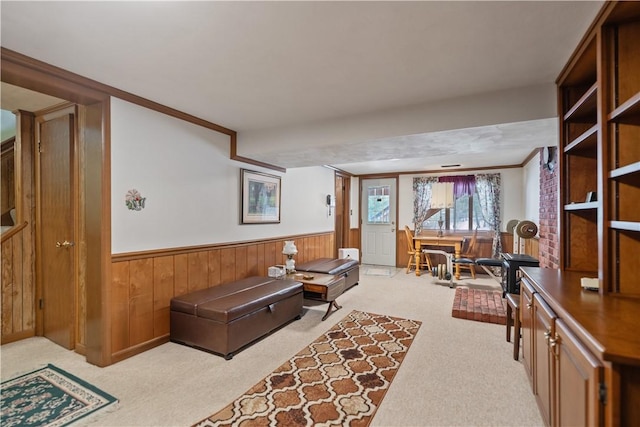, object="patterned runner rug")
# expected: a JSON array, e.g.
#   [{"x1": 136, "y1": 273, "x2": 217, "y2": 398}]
[
  {"x1": 194, "y1": 310, "x2": 421, "y2": 427},
  {"x1": 451, "y1": 287, "x2": 506, "y2": 325},
  {"x1": 1, "y1": 364, "x2": 117, "y2": 427}
]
